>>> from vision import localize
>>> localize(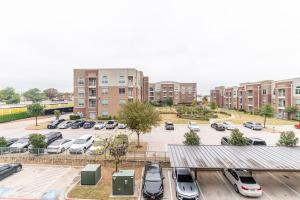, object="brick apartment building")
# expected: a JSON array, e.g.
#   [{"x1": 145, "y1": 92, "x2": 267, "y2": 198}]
[
  {"x1": 73, "y1": 68, "x2": 148, "y2": 119},
  {"x1": 149, "y1": 81, "x2": 197, "y2": 105},
  {"x1": 210, "y1": 78, "x2": 300, "y2": 119}
]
